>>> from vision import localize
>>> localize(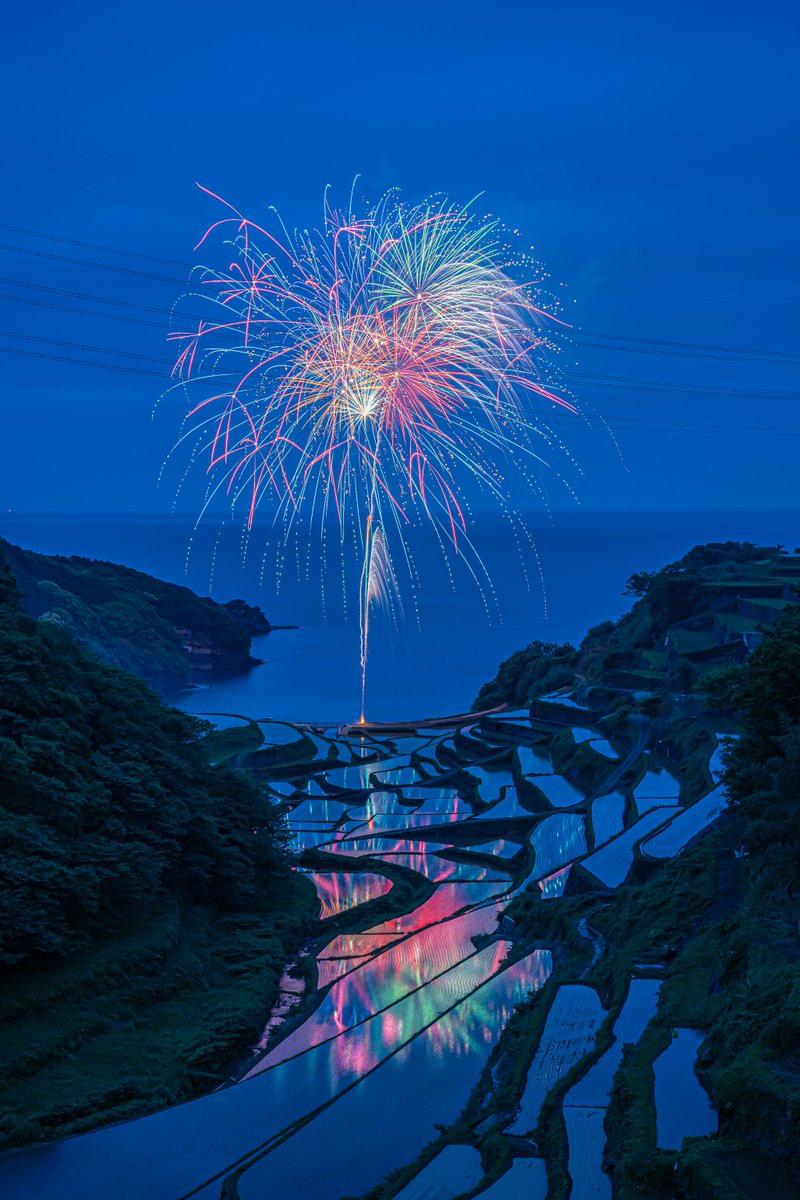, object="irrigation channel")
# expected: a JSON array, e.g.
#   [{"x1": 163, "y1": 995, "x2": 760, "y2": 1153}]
[{"x1": 0, "y1": 699, "x2": 726, "y2": 1200}]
